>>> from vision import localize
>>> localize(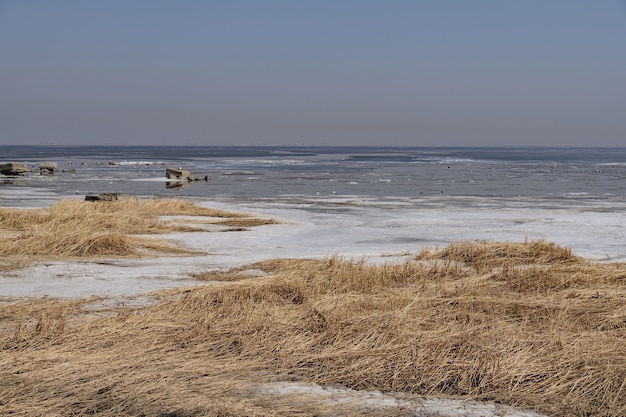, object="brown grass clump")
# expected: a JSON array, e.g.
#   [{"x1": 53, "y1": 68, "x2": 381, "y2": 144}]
[
  {"x1": 214, "y1": 217, "x2": 280, "y2": 228},
  {"x1": 420, "y1": 240, "x2": 578, "y2": 271},
  {"x1": 0, "y1": 197, "x2": 277, "y2": 269},
  {"x1": 1, "y1": 240, "x2": 624, "y2": 416},
  {"x1": 138, "y1": 197, "x2": 247, "y2": 218}
]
